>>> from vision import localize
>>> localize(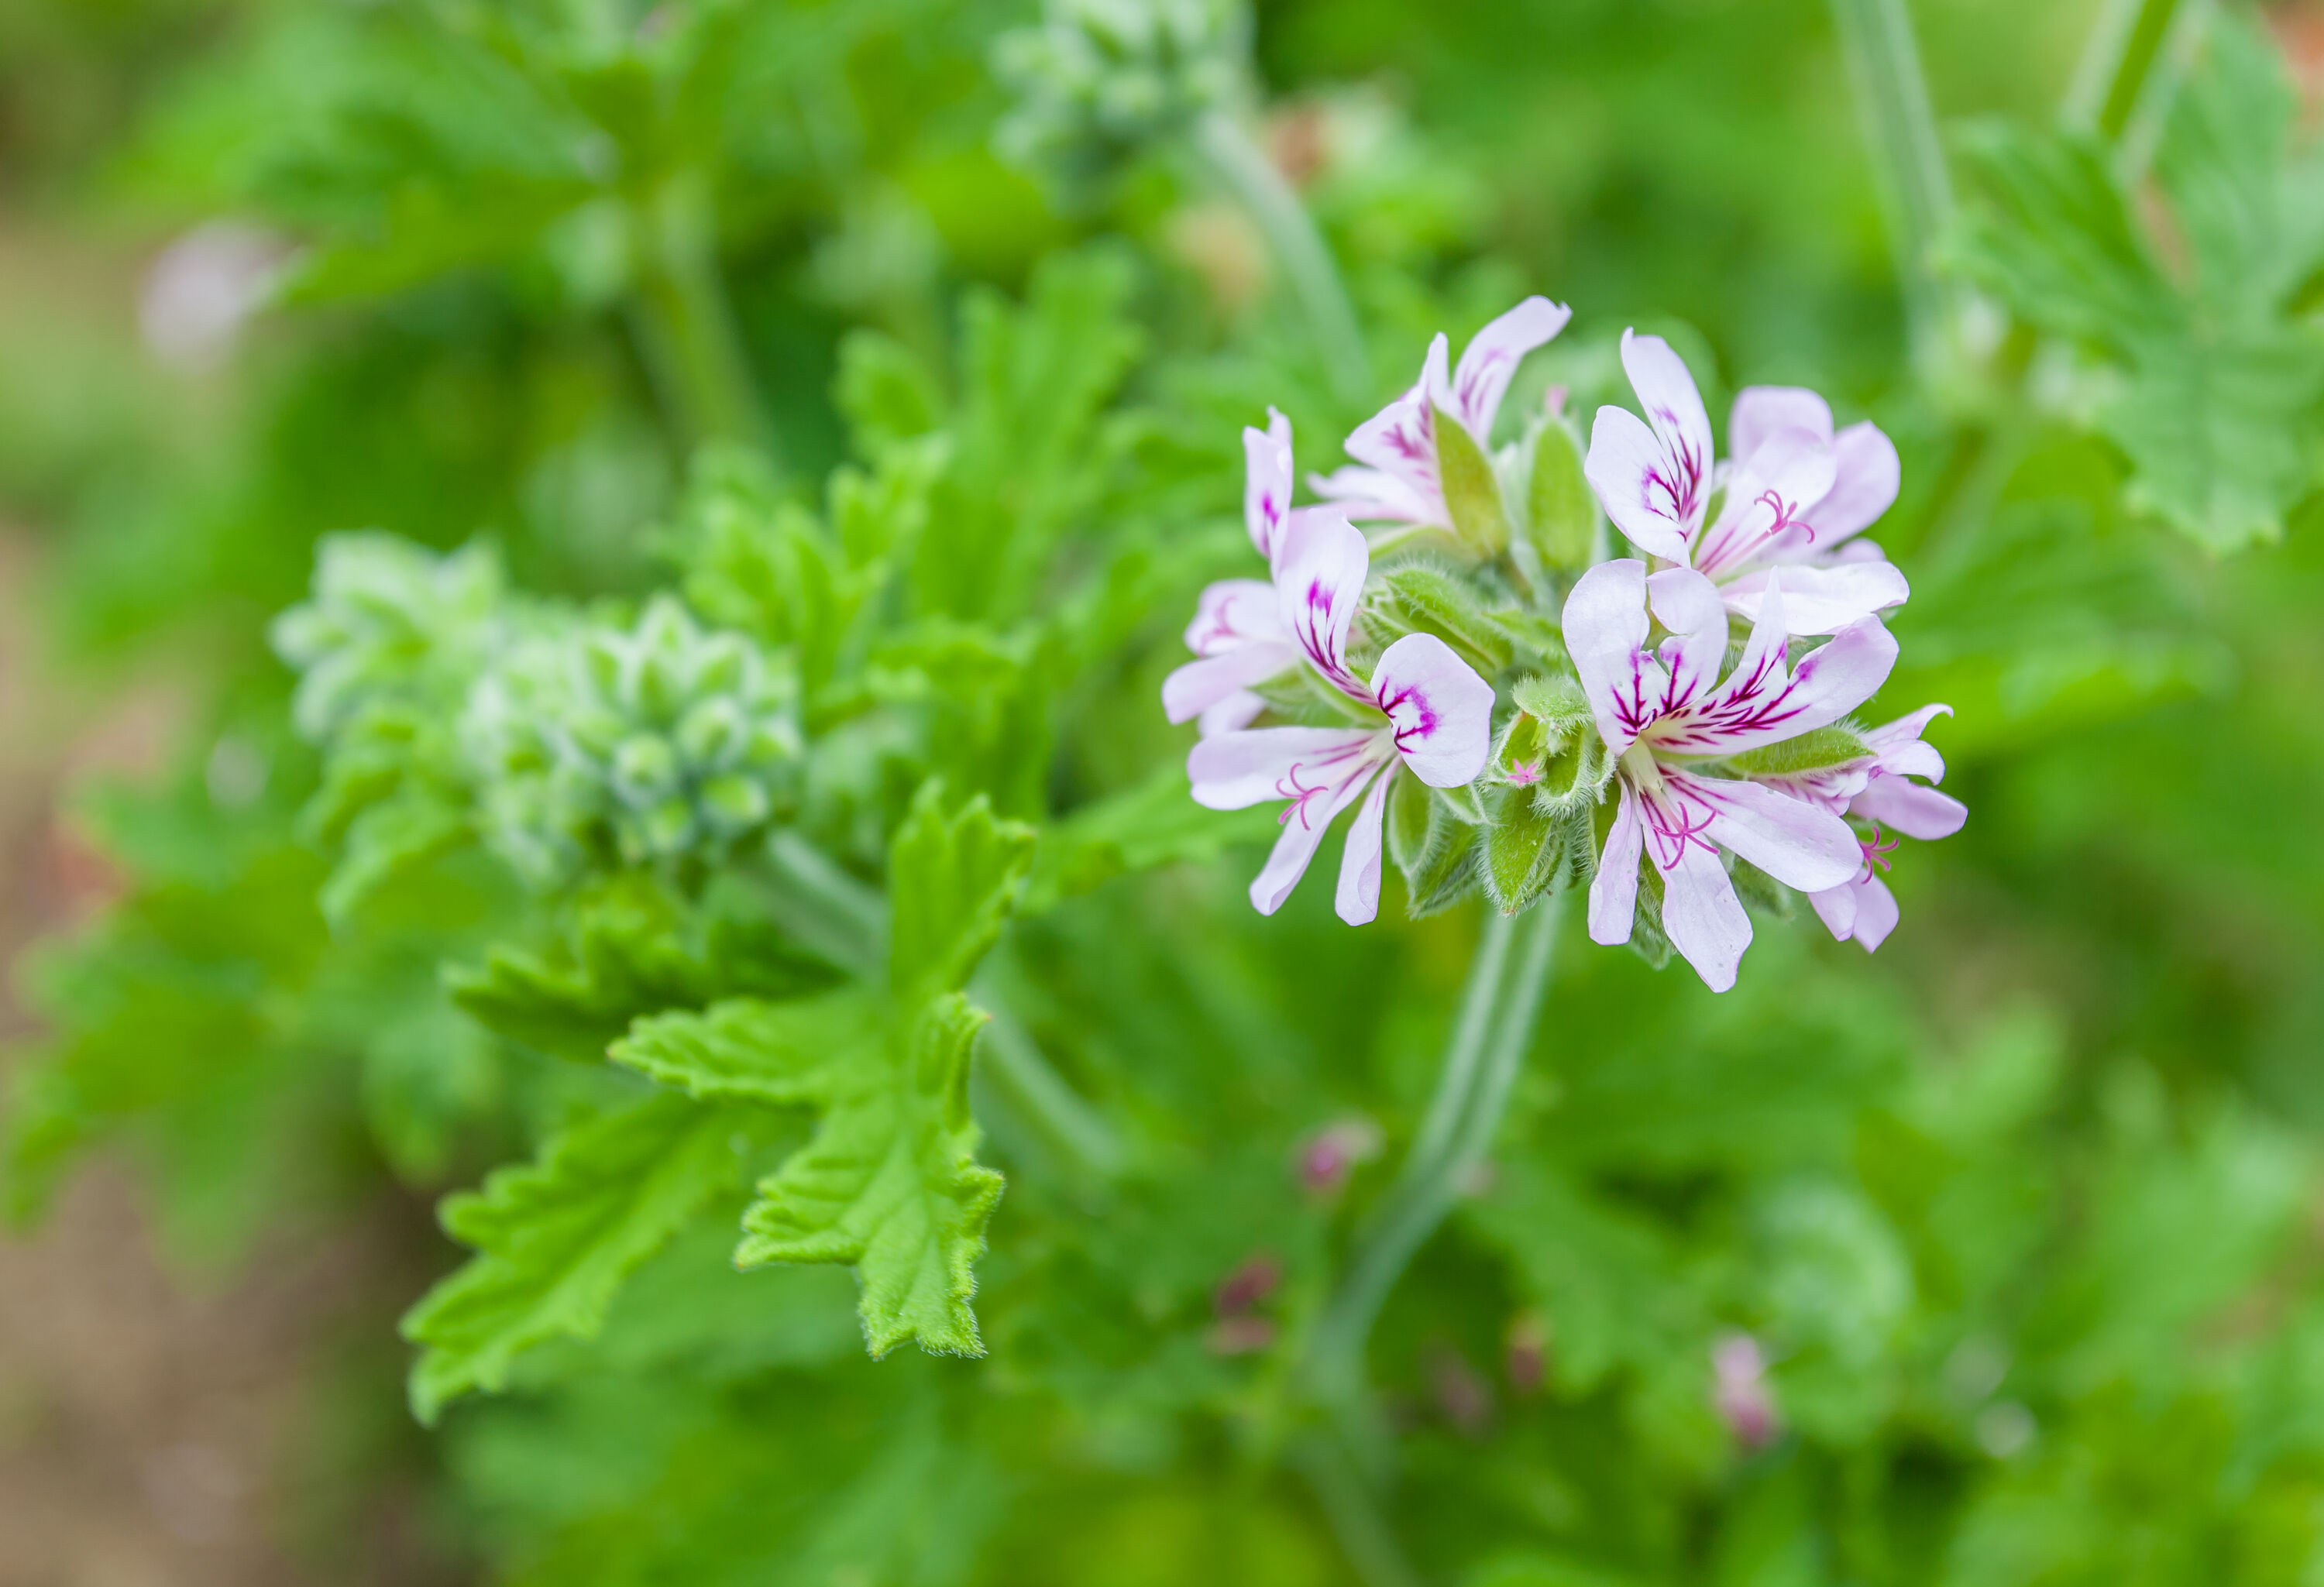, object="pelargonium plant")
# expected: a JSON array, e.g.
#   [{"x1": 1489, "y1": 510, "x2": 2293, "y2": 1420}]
[{"x1": 1166, "y1": 298, "x2": 1963, "y2": 993}]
